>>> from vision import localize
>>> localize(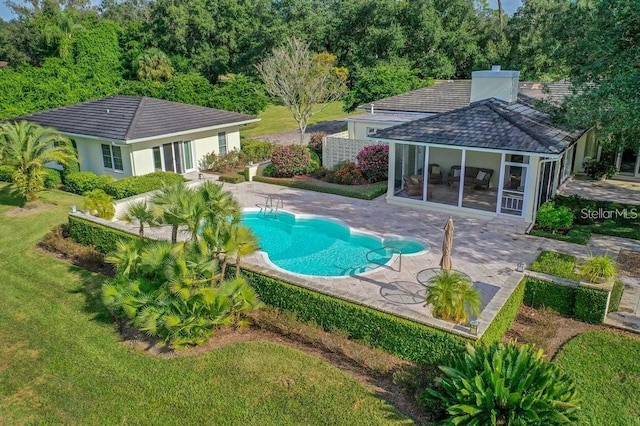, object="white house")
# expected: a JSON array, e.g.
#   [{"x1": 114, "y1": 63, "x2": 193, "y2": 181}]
[
  {"x1": 324, "y1": 67, "x2": 595, "y2": 224},
  {"x1": 16, "y1": 96, "x2": 260, "y2": 177}
]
